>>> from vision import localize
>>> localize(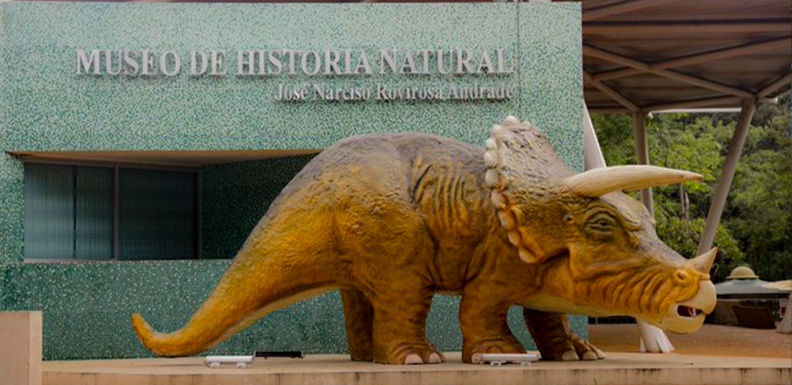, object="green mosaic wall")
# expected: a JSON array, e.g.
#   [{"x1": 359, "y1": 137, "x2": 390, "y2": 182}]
[
  {"x1": 0, "y1": 2, "x2": 584, "y2": 359},
  {"x1": 0, "y1": 259, "x2": 589, "y2": 359}
]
